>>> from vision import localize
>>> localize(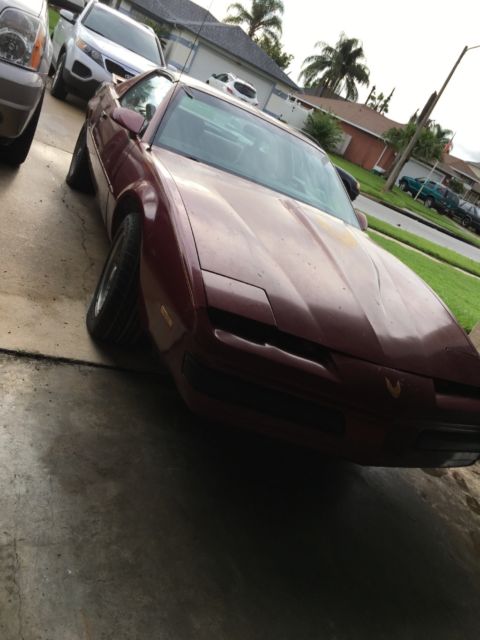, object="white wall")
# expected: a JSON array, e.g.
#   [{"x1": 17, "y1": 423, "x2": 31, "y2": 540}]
[
  {"x1": 397, "y1": 158, "x2": 444, "y2": 185},
  {"x1": 264, "y1": 93, "x2": 311, "y2": 129}
]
